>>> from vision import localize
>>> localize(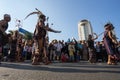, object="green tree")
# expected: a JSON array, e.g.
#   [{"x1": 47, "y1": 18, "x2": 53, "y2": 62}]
[{"x1": 24, "y1": 32, "x2": 33, "y2": 40}]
